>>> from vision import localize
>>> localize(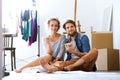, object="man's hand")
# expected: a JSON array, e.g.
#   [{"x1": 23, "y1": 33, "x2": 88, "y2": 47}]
[
  {"x1": 65, "y1": 42, "x2": 85, "y2": 57},
  {"x1": 65, "y1": 42, "x2": 75, "y2": 53}
]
